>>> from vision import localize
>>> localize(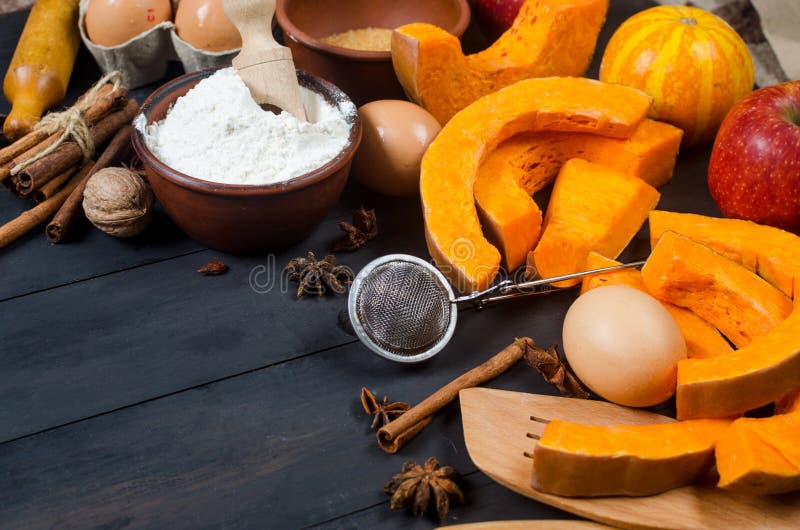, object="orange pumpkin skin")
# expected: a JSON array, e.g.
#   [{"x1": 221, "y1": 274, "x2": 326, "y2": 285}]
[{"x1": 599, "y1": 6, "x2": 753, "y2": 146}]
